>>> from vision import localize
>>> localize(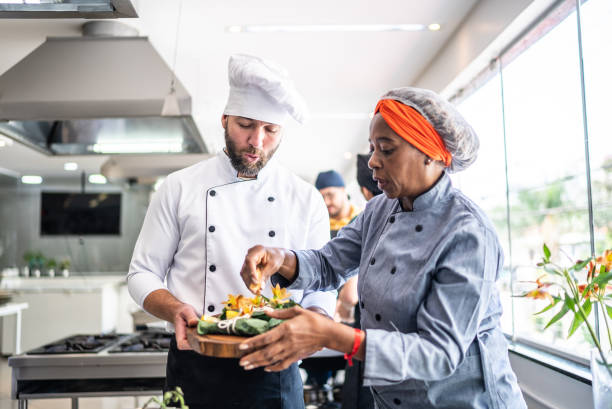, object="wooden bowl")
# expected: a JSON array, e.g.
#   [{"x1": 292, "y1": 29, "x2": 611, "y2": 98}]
[{"x1": 186, "y1": 327, "x2": 250, "y2": 358}]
